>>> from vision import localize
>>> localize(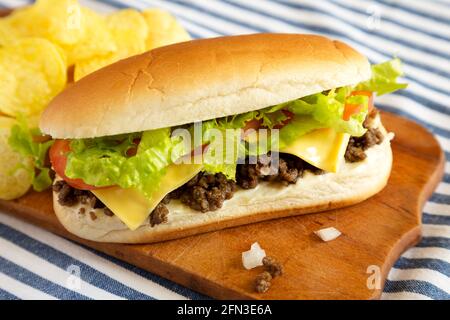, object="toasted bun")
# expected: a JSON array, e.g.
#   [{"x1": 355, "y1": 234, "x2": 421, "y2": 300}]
[
  {"x1": 40, "y1": 34, "x2": 370, "y2": 138},
  {"x1": 52, "y1": 117, "x2": 392, "y2": 244}
]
